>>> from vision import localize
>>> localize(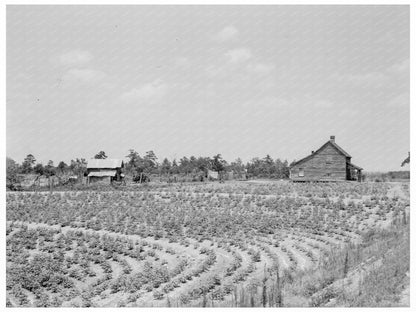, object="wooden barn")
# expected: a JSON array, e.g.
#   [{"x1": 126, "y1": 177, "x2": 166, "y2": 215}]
[
  {"x1": 290, "y1": 136, "x2": 363, "y2": 182},
  {"x1": 86, "y1": 159, "x2": 124, "y2": 184}
]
